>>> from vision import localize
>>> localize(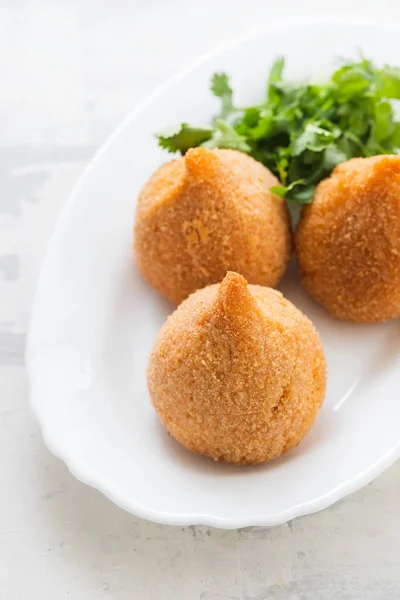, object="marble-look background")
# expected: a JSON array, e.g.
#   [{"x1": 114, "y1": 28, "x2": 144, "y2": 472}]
[{"x1": 2, "y1": 1, "x2": 400, "y2": 598}]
